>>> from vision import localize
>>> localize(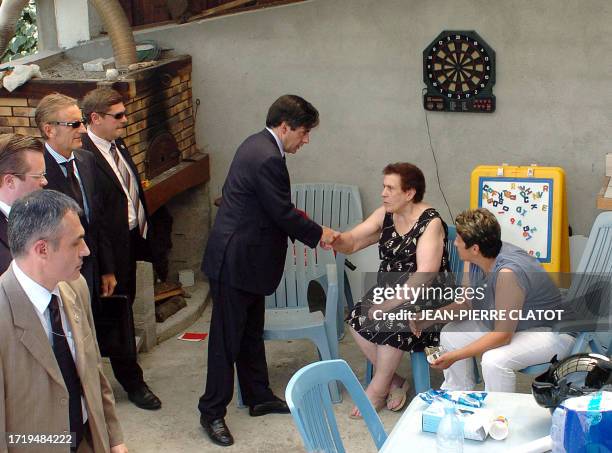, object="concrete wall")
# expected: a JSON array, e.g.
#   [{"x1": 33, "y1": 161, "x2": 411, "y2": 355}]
[{"x1": 76, "y1": 0, "x2": 612, "y2": 234}]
